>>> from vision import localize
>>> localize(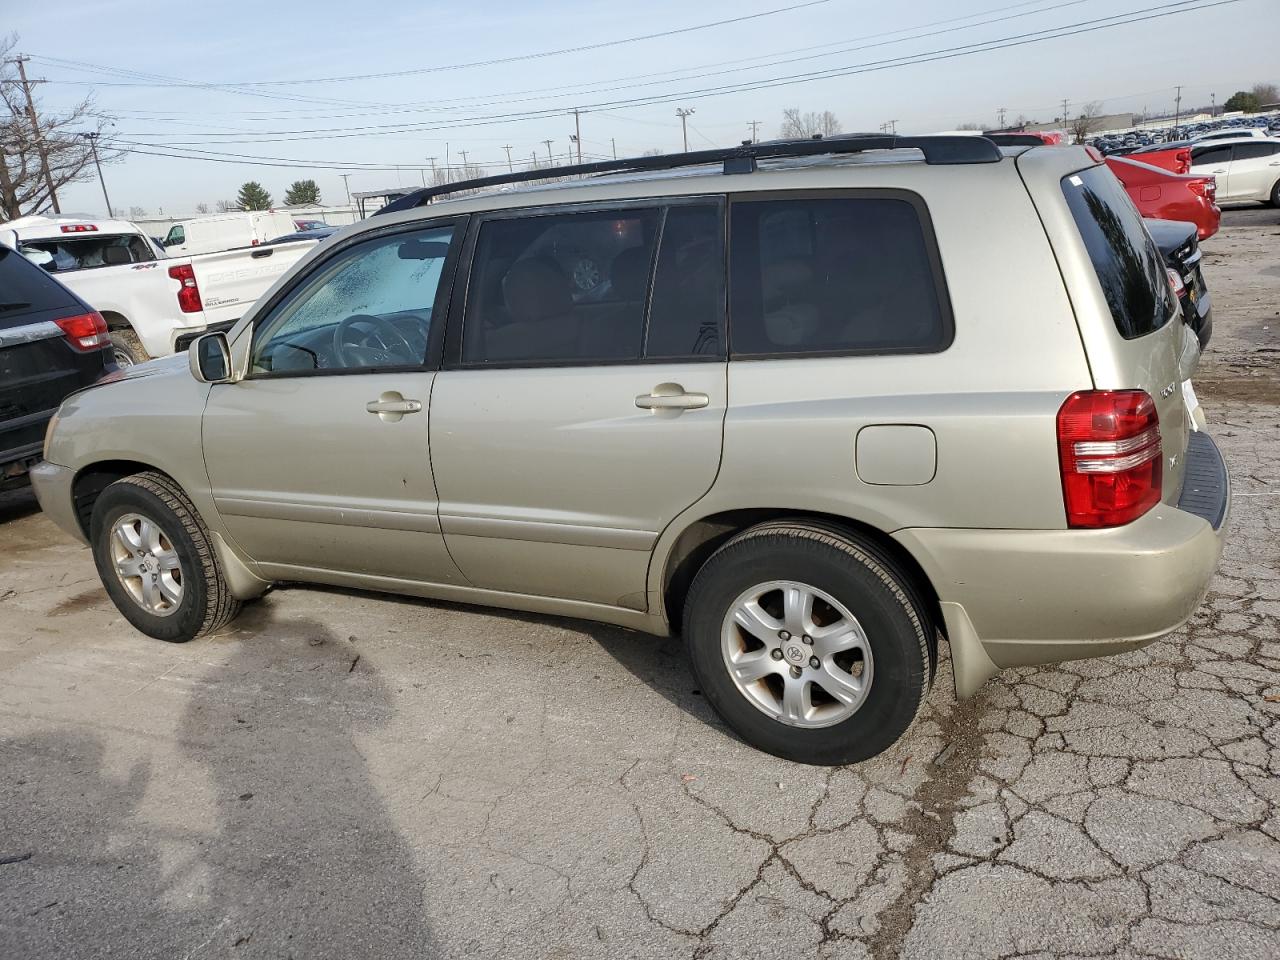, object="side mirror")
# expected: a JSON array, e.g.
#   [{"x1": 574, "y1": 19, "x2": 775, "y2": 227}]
[{"x1": 189, "y1": 331, "x2": 232, "y2": 383}]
